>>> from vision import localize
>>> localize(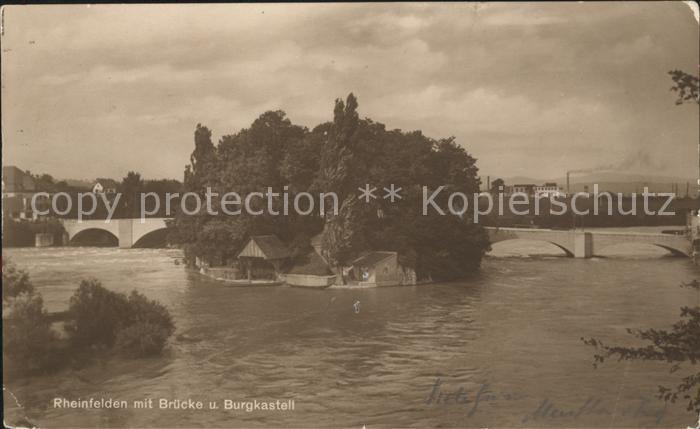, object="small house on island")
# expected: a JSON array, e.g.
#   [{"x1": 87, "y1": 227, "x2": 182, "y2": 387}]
[
  {"x1": 237, "y1": 235, "x2": 291, "y2": 281},
  {"x1": 92, "y1": 178, "x2": 119, "y2": 194},
  {"x1": 350, "y1": 251, "x2": 416, "y2": 287}
]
